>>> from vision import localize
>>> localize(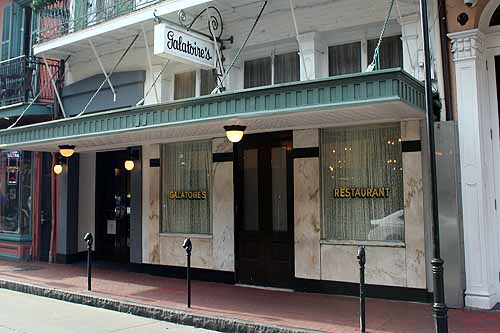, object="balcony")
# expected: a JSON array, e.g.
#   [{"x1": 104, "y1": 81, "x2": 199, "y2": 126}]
[
  {"x1": 0, "y1": 56, "x2": 62, "y2": 112},
  {"x1": 0, "y1": 69, "x2": 425, "y2": 152}
]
